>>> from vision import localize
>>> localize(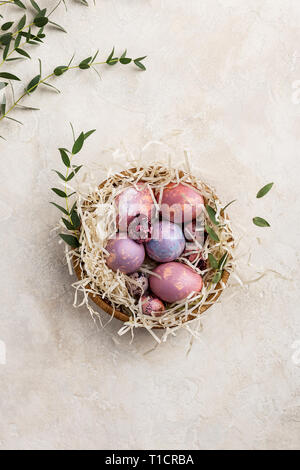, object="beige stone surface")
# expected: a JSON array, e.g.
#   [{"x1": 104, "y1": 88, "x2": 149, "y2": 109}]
[{"x1": 0, "y1": 0, "x2": 300, "y2": 450}]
